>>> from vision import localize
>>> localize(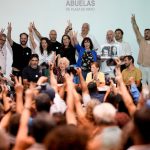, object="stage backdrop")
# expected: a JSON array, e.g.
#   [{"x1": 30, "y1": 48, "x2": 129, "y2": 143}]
[{"x1": 0, "y1": 0, "x2": 149, "y2": 76}]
